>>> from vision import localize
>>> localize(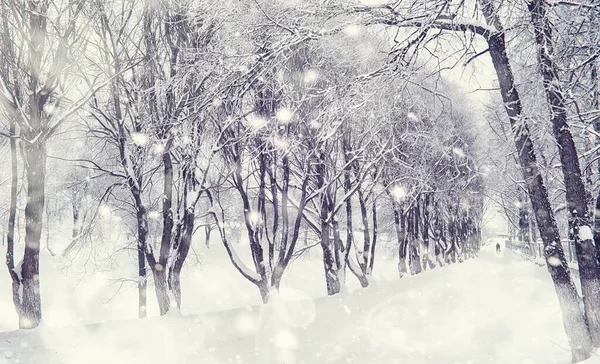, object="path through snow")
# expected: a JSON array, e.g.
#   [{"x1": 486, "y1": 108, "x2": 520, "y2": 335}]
[{"x1": 0, "y1": 240, "x2": 598, "y2": 364}]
